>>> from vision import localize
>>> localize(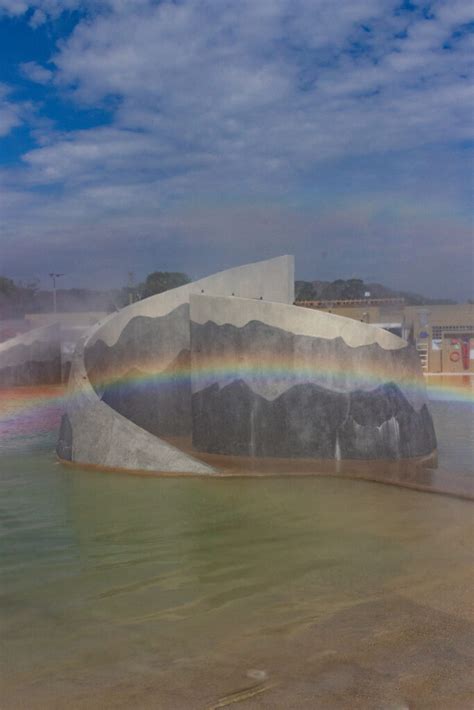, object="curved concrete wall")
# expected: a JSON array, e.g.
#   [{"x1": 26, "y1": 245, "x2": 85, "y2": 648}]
[
  {"x1": 190, "y1": 295, "x2": 436, "y2": 460},
  {"x1": 57, "y1": 255, "x2": 436, "y2": 472},
  {"x1": 0, "y1": 323, "x2": 61, "y2": 386},
  {"x1": 57, "y1": 256, "x2": 294, "y2": 472},
  {"x1": 57, "y1": 337, "x2": 214, "y2": 473}
]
